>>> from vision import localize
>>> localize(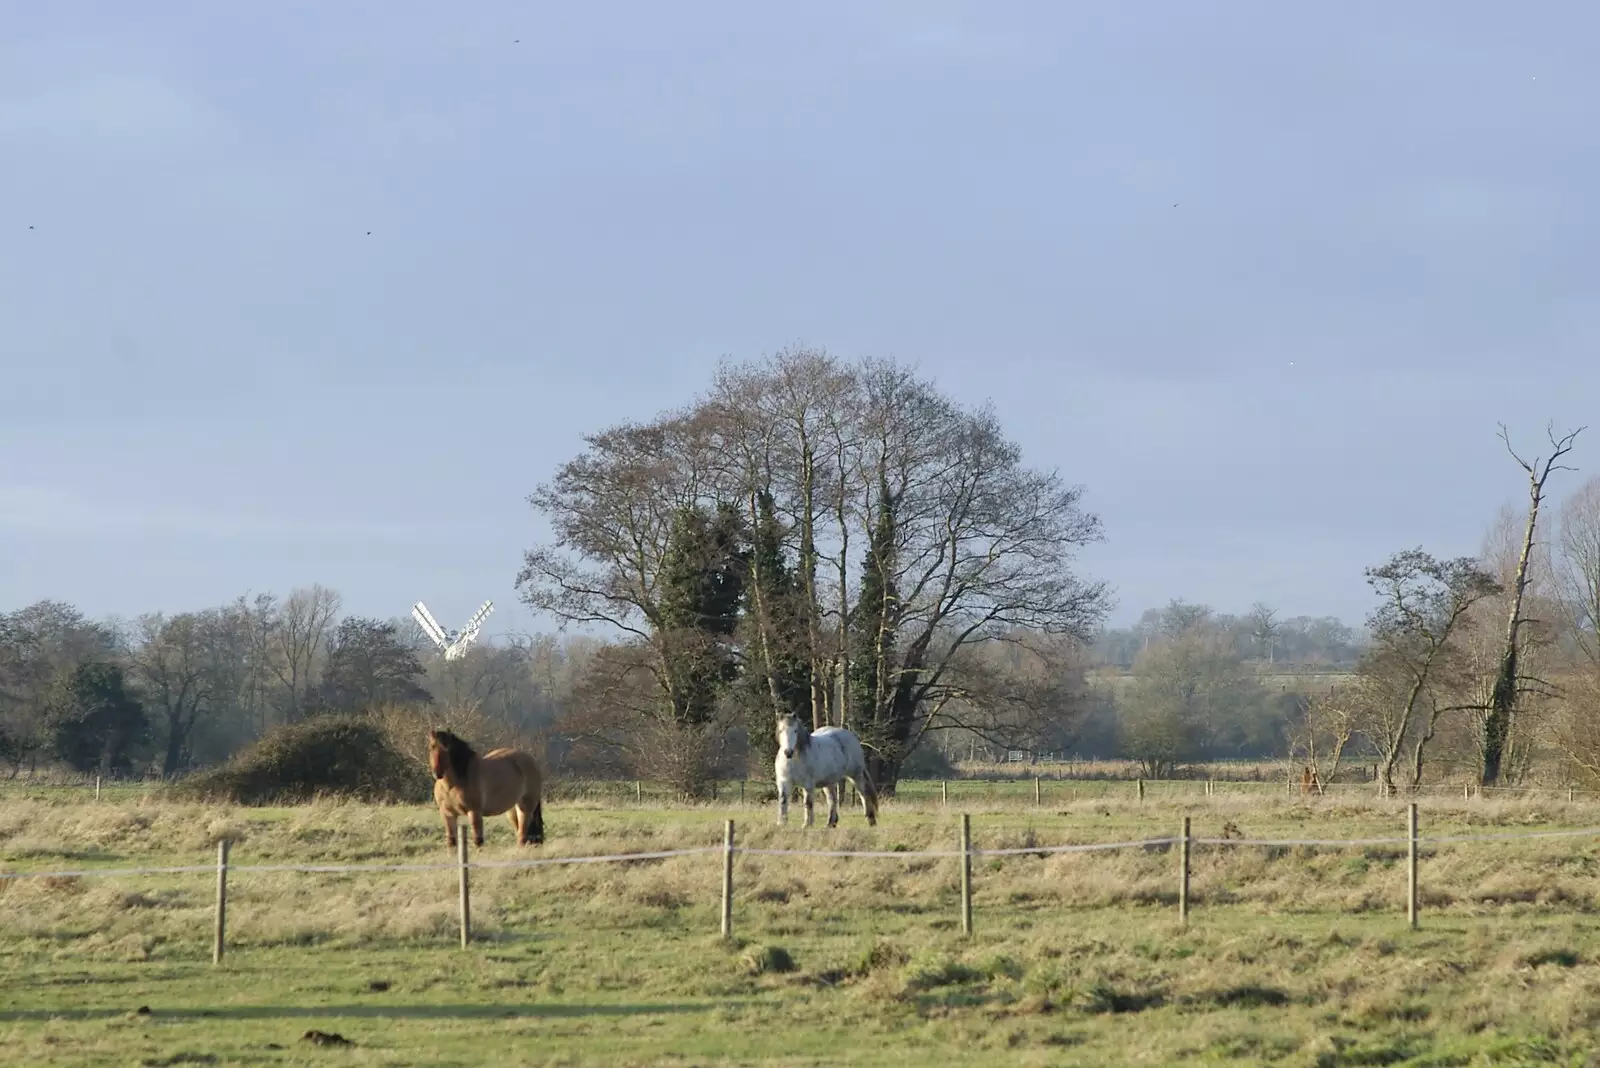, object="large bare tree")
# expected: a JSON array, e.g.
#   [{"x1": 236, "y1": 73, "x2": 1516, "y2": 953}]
[
  {"x1": 265, "y1": 585, "x2": 342, "y2": 722},
  {"x1": 131, "y1": 612, "x2": 217, "y2": 777},
  {"x1": 517, "y1": 409, "x2": 741, "y2": 792},
  {"x1": 522, "y1": 349, "x2": 1110, "y2": 792}
]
